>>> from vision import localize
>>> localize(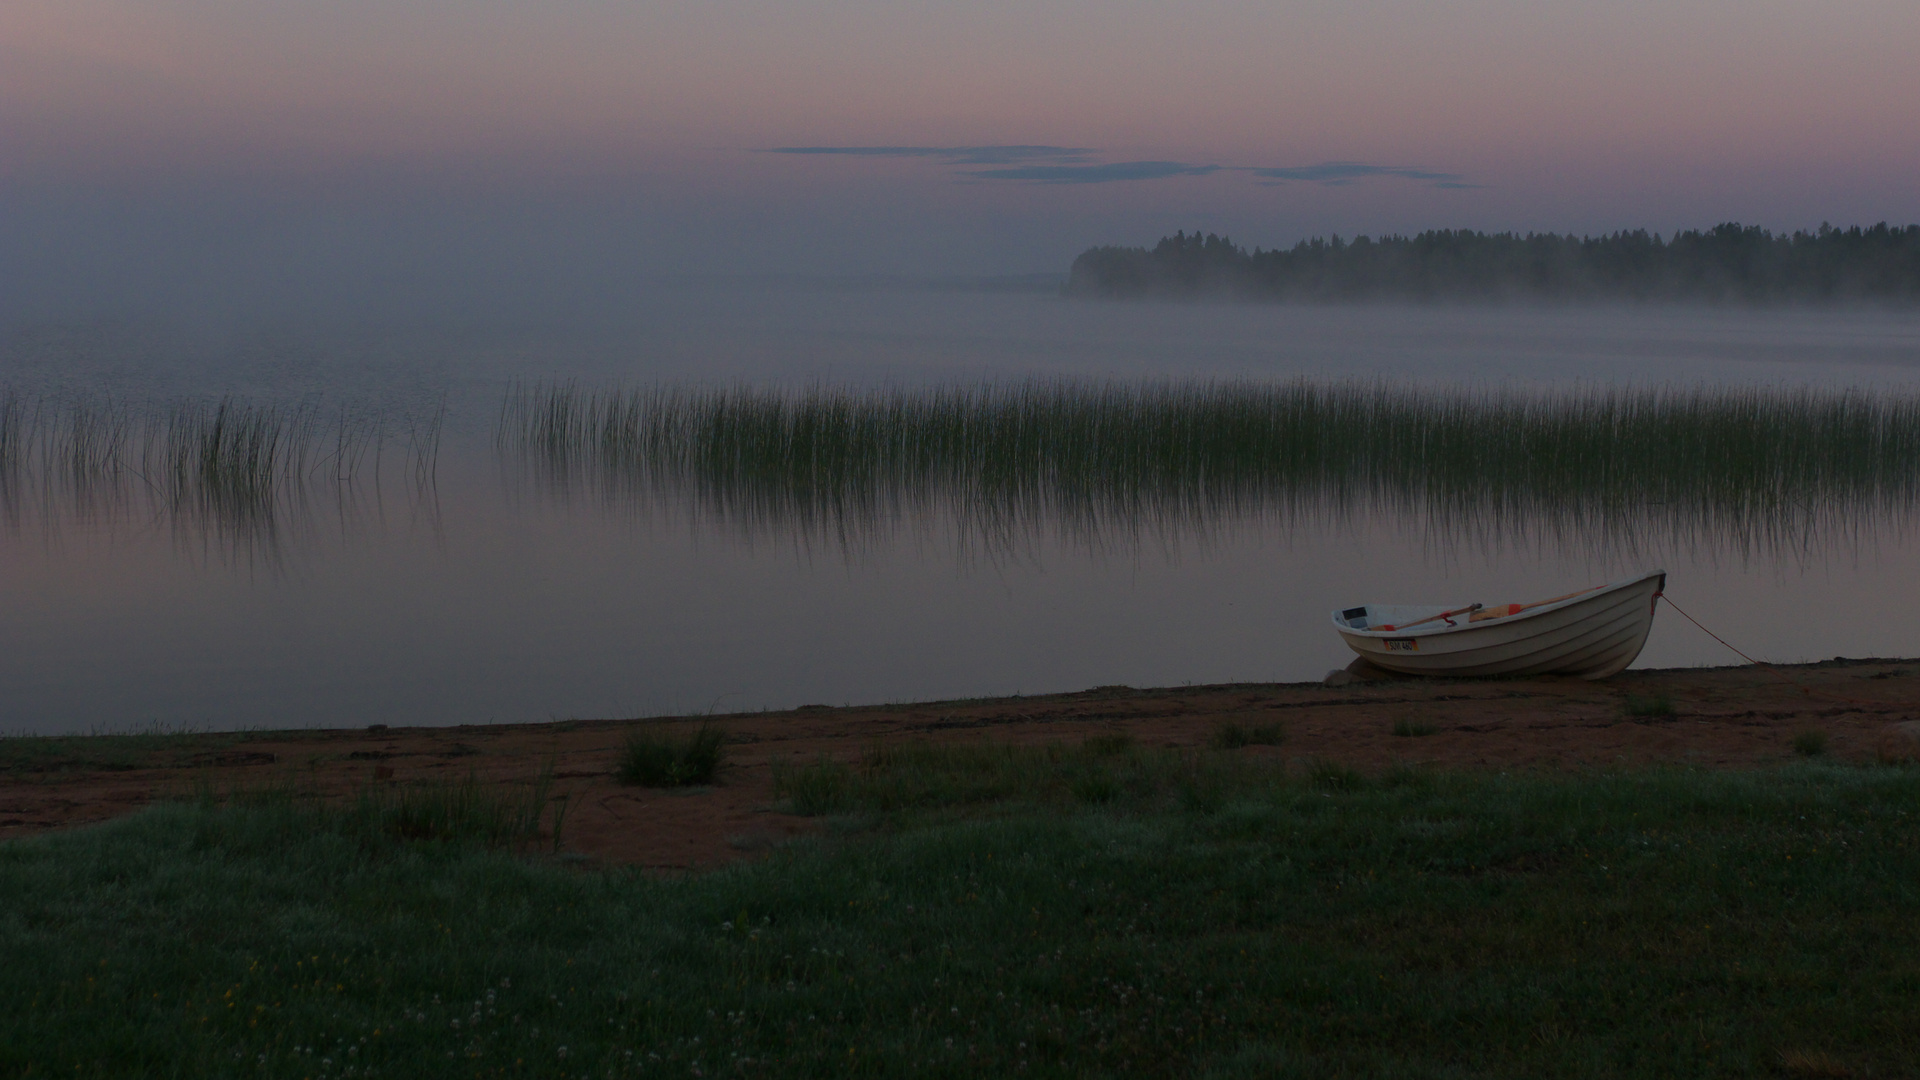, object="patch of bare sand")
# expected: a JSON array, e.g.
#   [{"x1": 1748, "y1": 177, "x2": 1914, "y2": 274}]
[{"x1": 3, "y1": 659, "x2": 1915, "y2": 869}]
